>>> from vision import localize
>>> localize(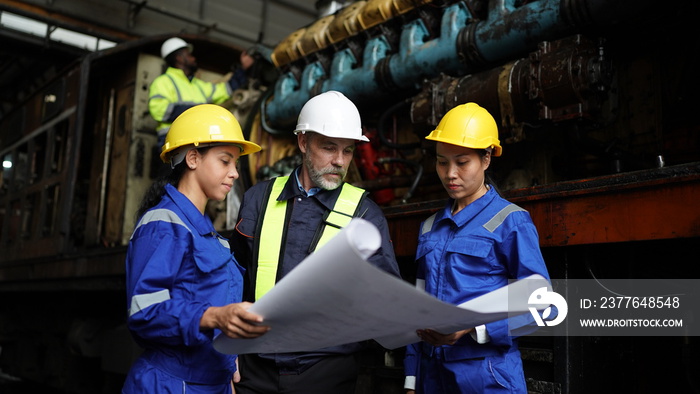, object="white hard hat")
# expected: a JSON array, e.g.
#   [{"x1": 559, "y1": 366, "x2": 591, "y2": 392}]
[
  {"x1": 161, "y1": 37, "x2": 193, "y2": 59},
  {"x1": 294, "y1": 90, "x2": 368, "y2": 142}
]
